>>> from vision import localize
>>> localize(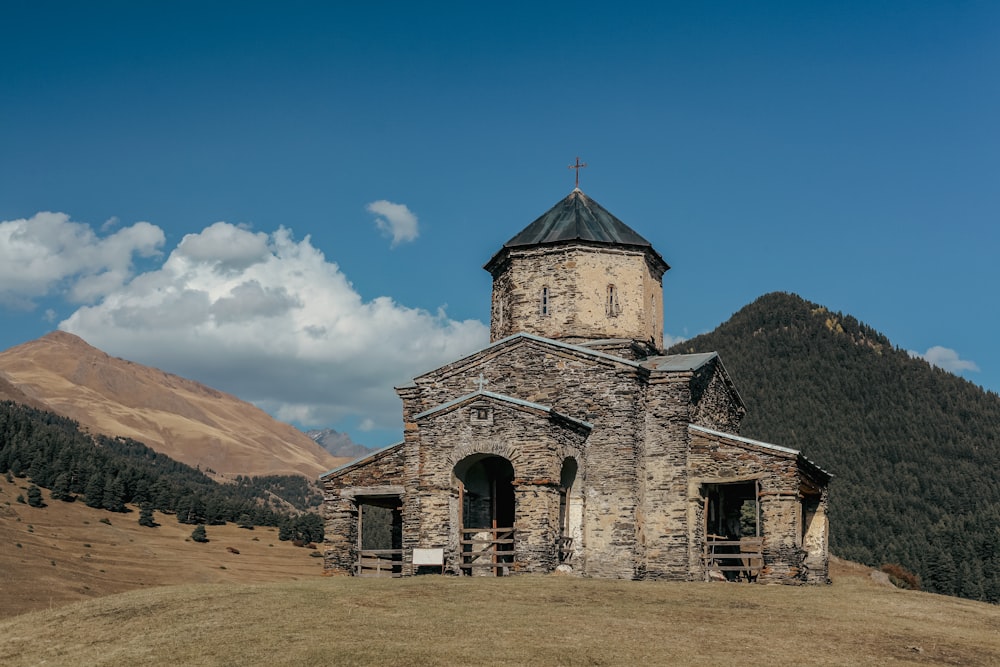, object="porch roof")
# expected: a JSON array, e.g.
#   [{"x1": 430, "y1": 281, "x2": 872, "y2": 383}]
[
  {"x1": 689, "y1": 424, "x2": 832, "y2": 482},
  {"x1": 318, "y1": 440, "x2": 404, "y2": 481},
  {"x1": 413, "y1": 389, "x2": 594, "y2": 430}
]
